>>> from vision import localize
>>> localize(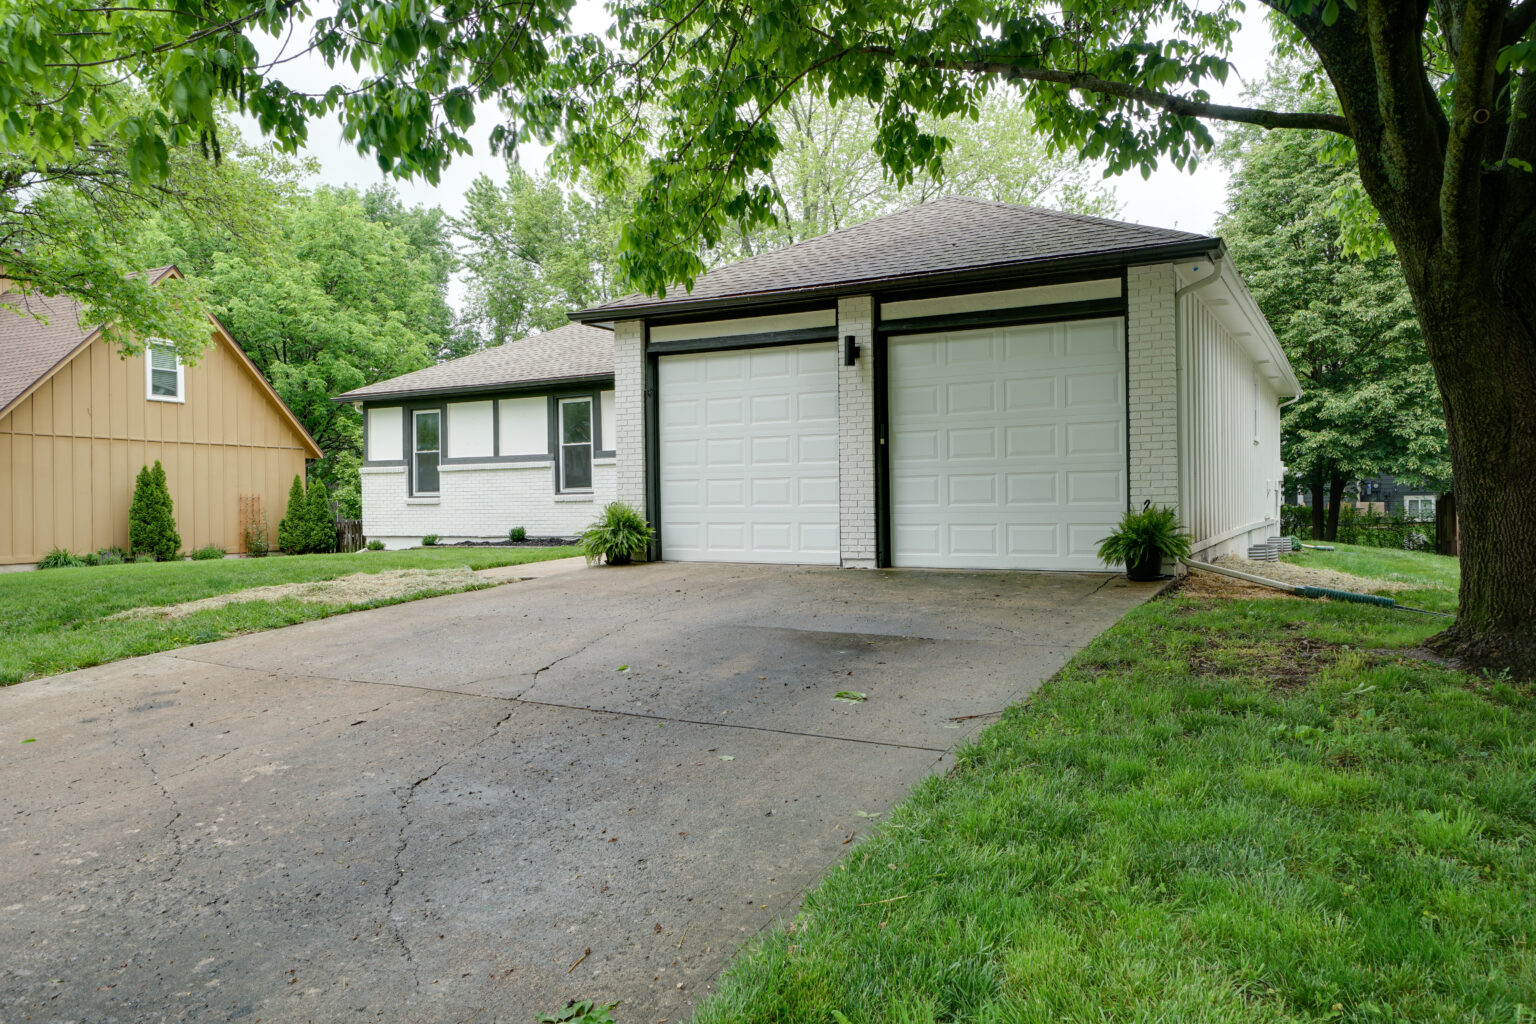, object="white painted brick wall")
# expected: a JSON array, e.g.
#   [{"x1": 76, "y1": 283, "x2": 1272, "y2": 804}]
[
  {"x1": 837, "y1": 295, "x2": 876, "y2": 567},
  {"x1": 360, "y1": 461, "x2": 615, "y2": 545},
  {"x1": 1127, "y1": 263, "x2": 1180, "y2": 511},
  {"x1": 612, "y1": 319, "x2": 648, "y2": 518}
]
